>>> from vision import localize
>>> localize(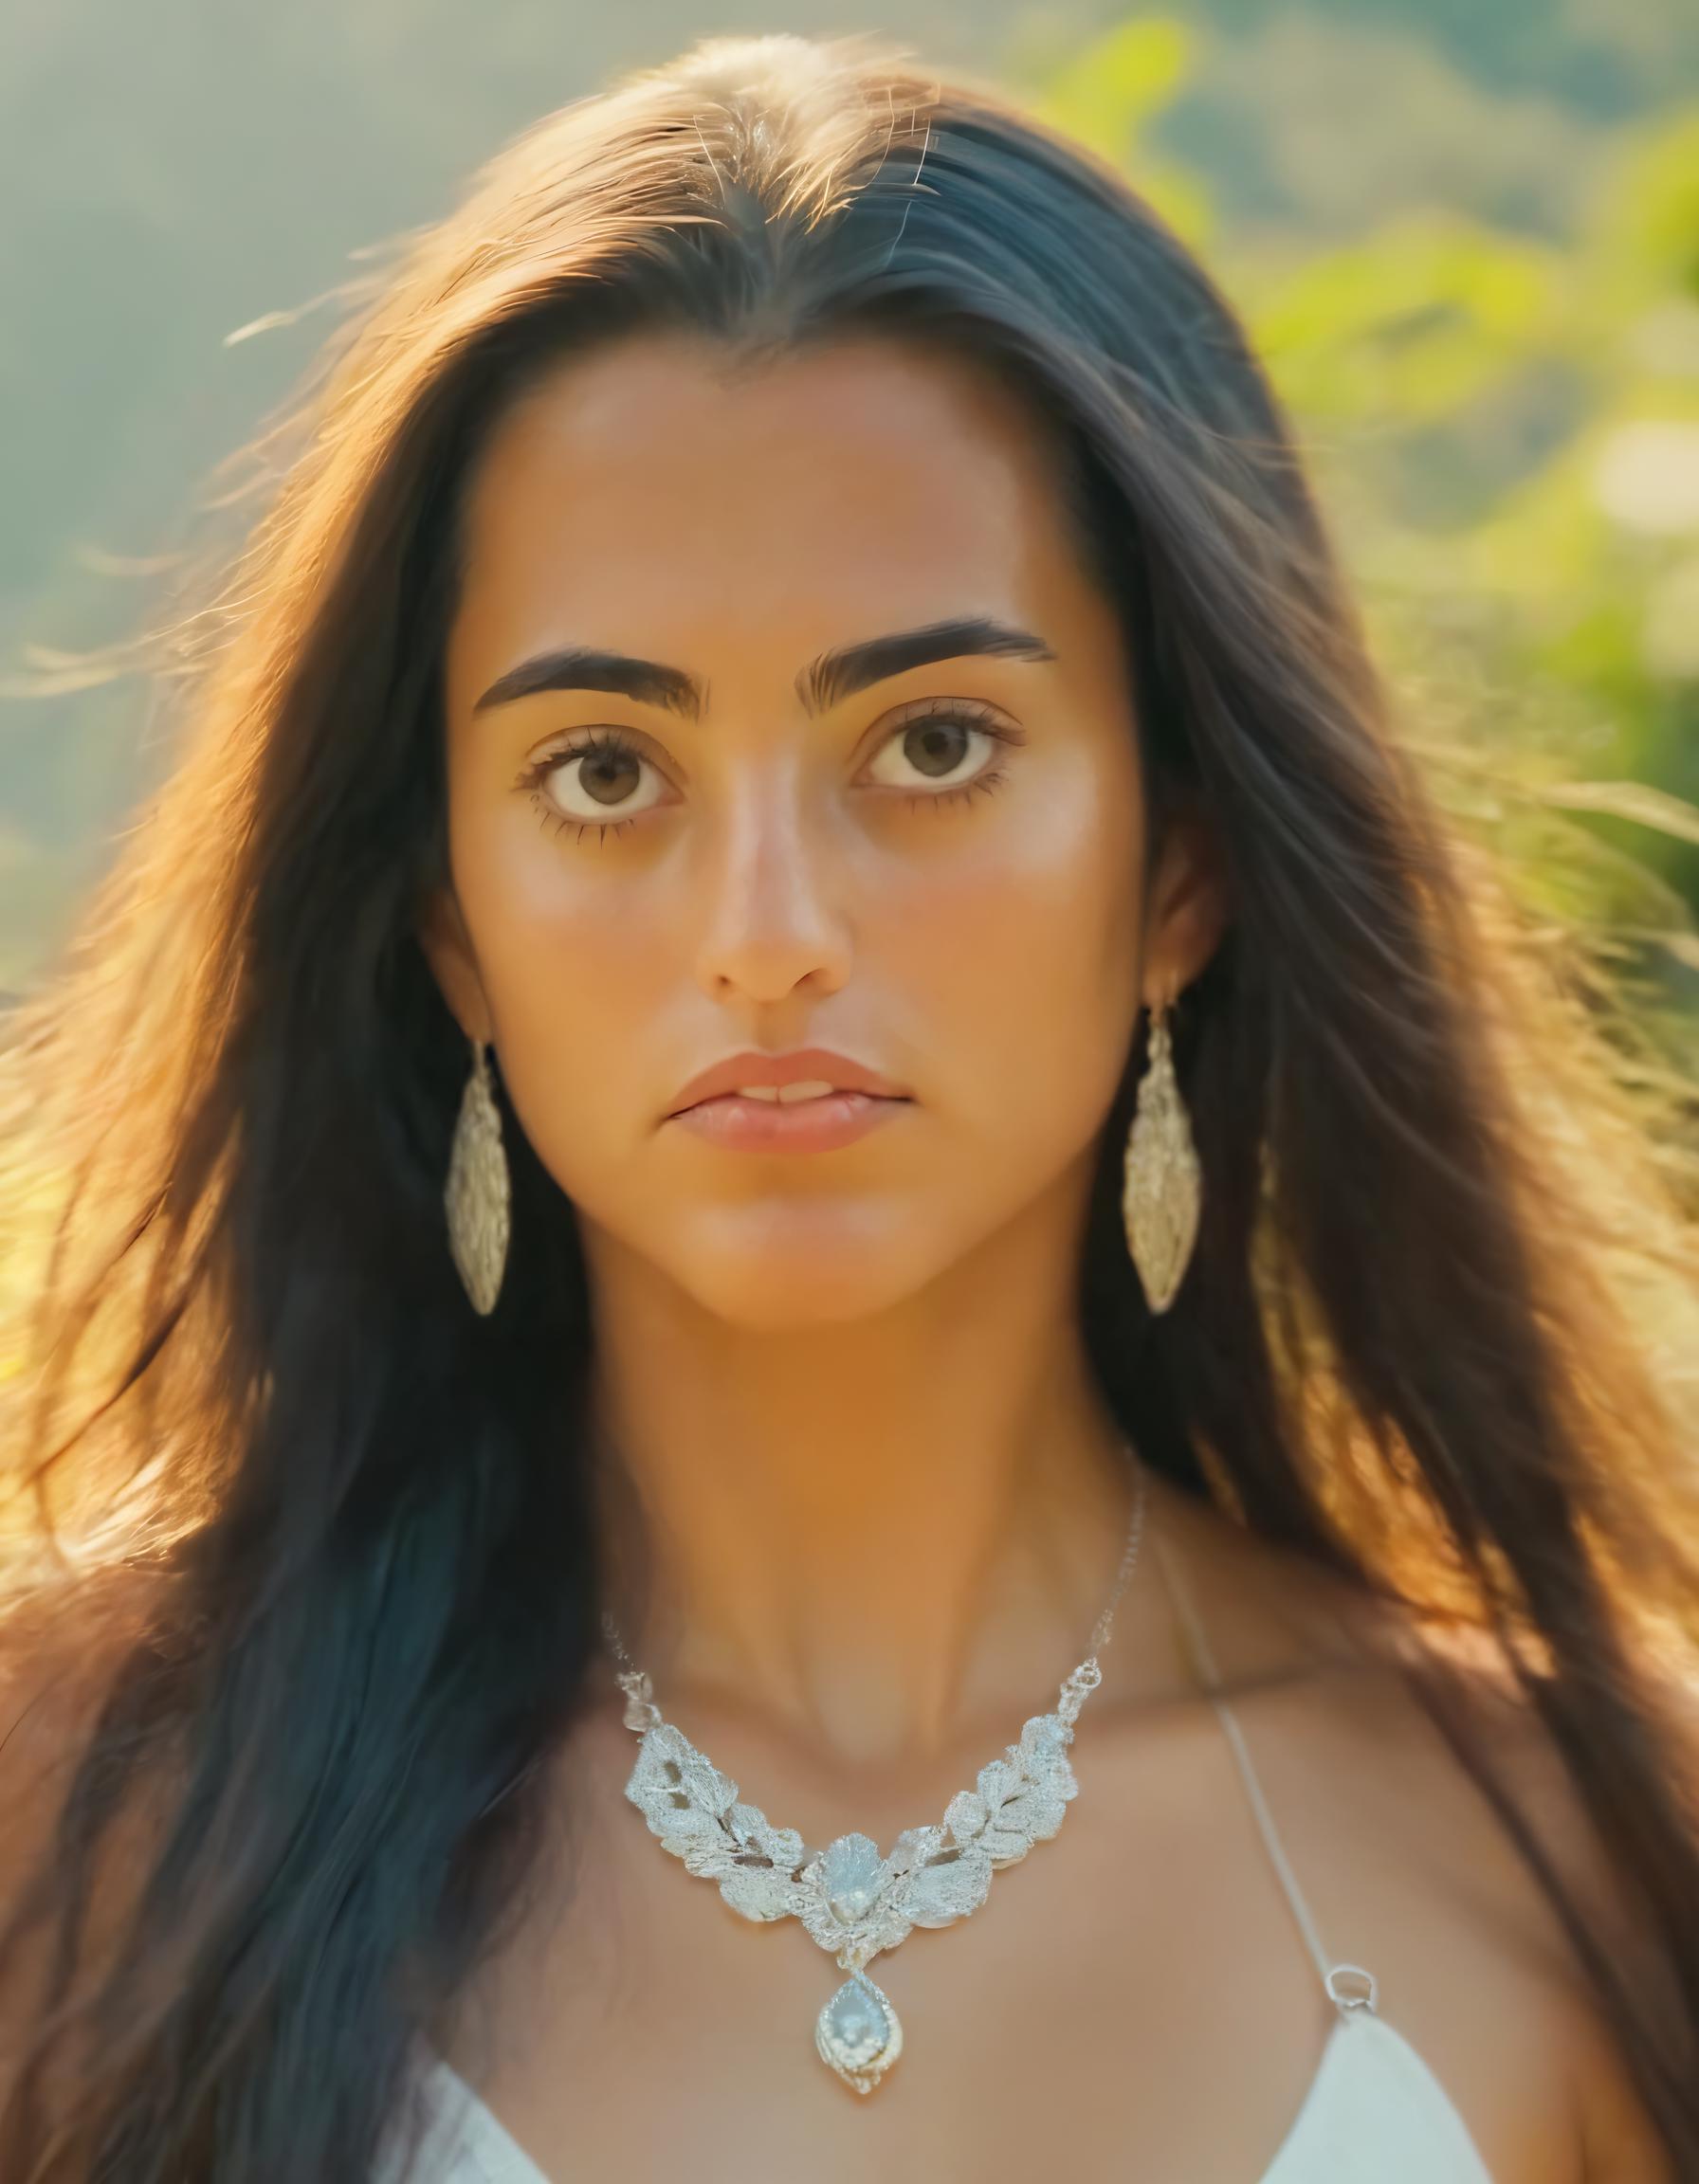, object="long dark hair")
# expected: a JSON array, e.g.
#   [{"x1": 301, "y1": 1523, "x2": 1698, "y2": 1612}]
[{"x1": 2, "y1": 31, "x2": 1696, "y2": 2179}]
